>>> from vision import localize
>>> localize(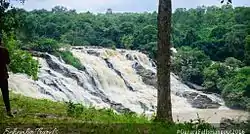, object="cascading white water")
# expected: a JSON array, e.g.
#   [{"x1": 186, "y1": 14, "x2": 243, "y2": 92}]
[{"x1": 8, "y1": 46, "x2": 249, "y2": 123}]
